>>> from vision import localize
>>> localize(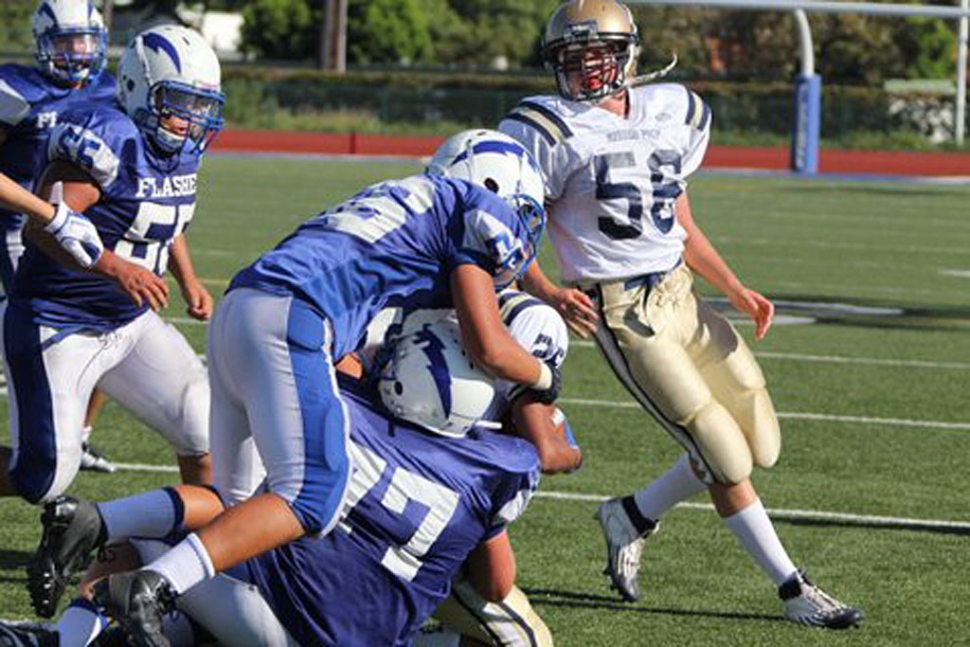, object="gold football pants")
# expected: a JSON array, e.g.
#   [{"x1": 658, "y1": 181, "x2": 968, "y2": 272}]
[{"x1": 585, "y1": 265, "x2": 780, "y2": 484}]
